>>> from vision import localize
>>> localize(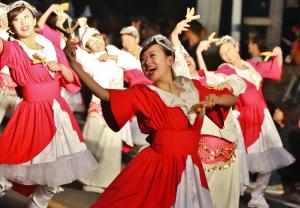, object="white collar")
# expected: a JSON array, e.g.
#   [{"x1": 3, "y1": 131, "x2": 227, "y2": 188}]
[
  {"x1": 148, "y1": 76, "x2": 199, "y2": 125},
  {"x1": 219, "y1": 60, "x2": 262, "y2": 90},
  {"x1": 16, "y1": 34, "x2": 57, "y2": 77}
]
